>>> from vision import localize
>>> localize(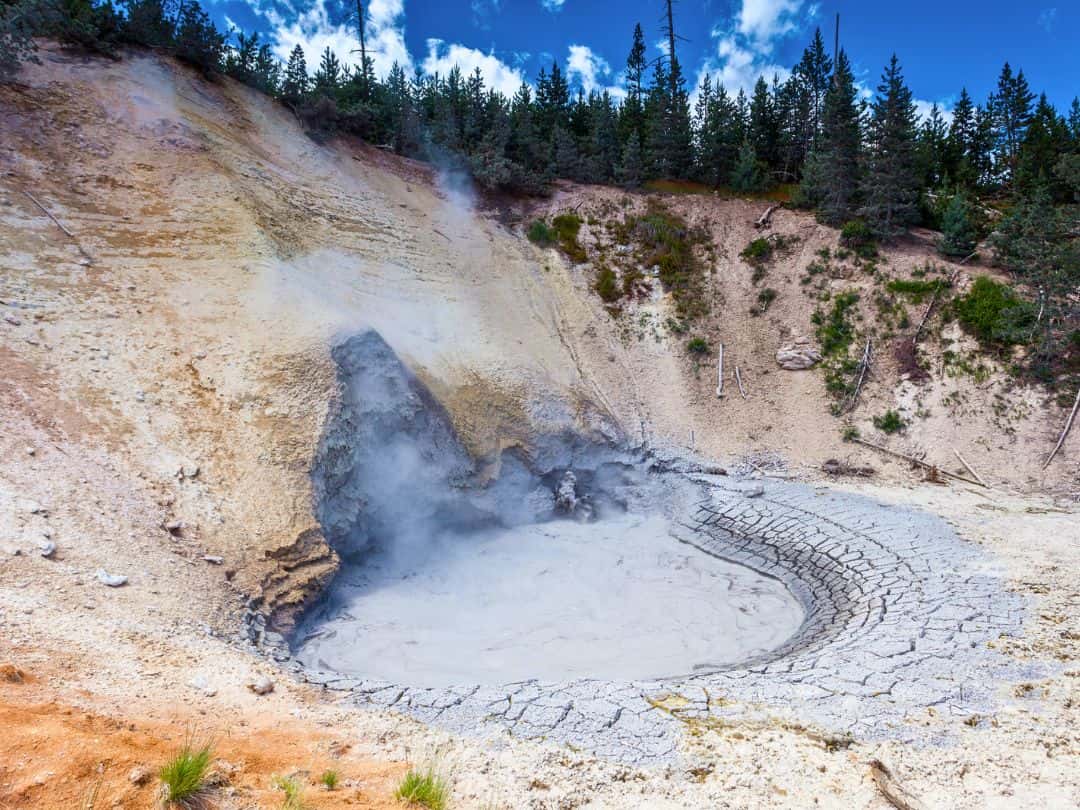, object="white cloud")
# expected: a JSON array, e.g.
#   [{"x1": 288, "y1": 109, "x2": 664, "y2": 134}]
[
  {"x1": 1037, "y1": 7, "x2": 1058, "y2": 33},
  {"x1": 421, "y1": 39, "x2": 526, "y2": 97},
  {"x1": 736, "y1": 0, "x2": 804, "y2": 45},
  {"x1": 267, "y1": 0, "x2": 411, "y2": 78},
  {"x1": 541, "y1": 0, "x2": 565, "y2": 11},
  {"x1": 566, "y1": 44, "x2": 626, "y2": 98}
]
